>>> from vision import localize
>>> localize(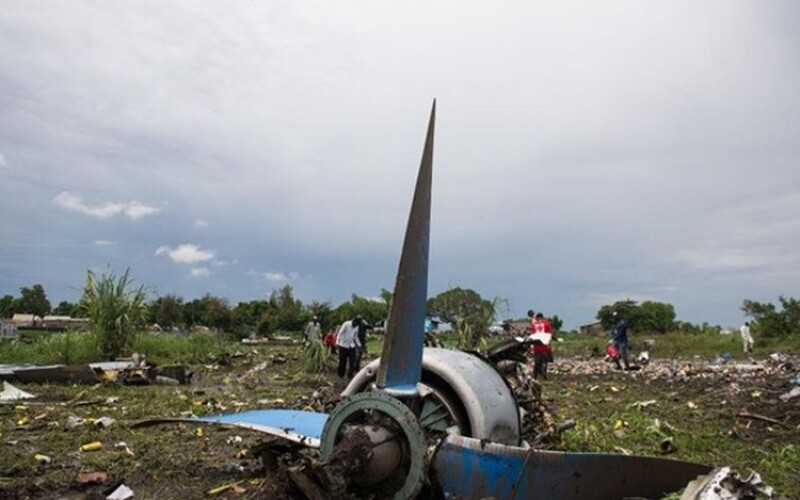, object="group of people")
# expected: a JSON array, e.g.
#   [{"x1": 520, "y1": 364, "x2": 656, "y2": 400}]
[{"x1": 305, "y1": 315, "x2": 373, "y2": 379}]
